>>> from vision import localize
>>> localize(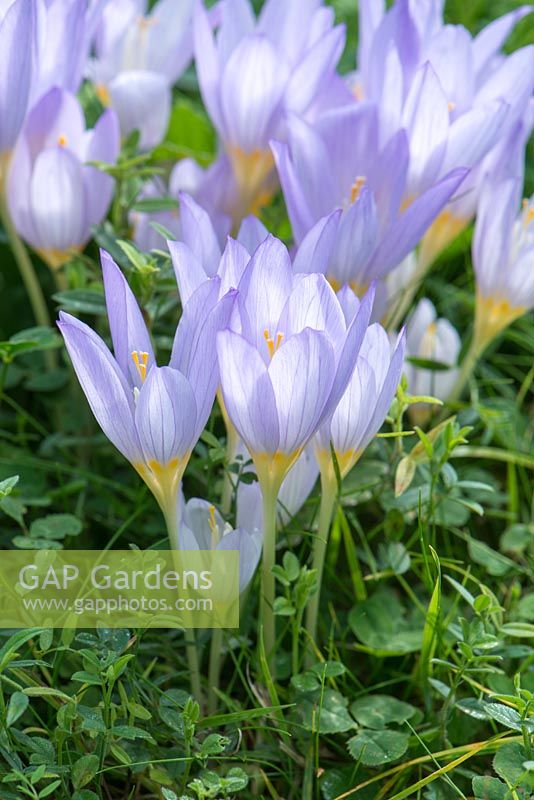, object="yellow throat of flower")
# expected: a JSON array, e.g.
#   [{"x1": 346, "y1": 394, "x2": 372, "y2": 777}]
[
  {"x1": 227, "y1": 146, "x2": 275, "y2": 223},
  {"x1": 474, "y1": 293, "x2": 526, "y2": 350}
]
